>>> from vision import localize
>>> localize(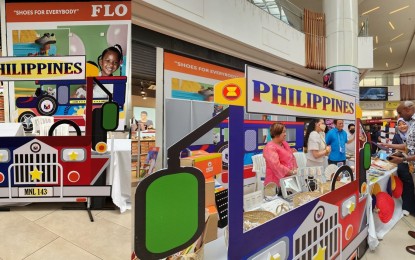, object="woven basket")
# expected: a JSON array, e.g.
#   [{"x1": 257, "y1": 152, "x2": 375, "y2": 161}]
[
  {"x1": 293, "y1": 191, "x2": 321, "y2": 207},
  {"x1": 320, "y1": 181, "x2": 345, "y2": 194},
  {"x1": 243, "y1": 210, "x2": 276, "y2": 231},
  {"x1": 171, "y1": 245, "x2": 204, "y2": 260}
]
